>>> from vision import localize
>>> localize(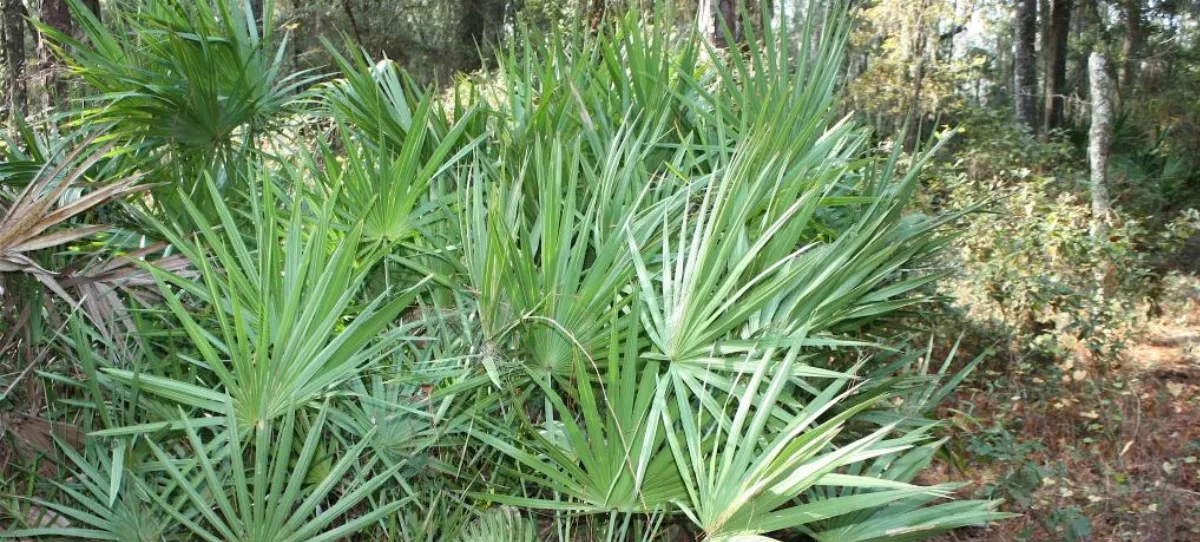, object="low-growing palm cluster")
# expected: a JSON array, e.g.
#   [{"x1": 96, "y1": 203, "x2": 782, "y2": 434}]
[{"x1": 0, "y1": 1, "x2": 1010, "y2": 540}]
